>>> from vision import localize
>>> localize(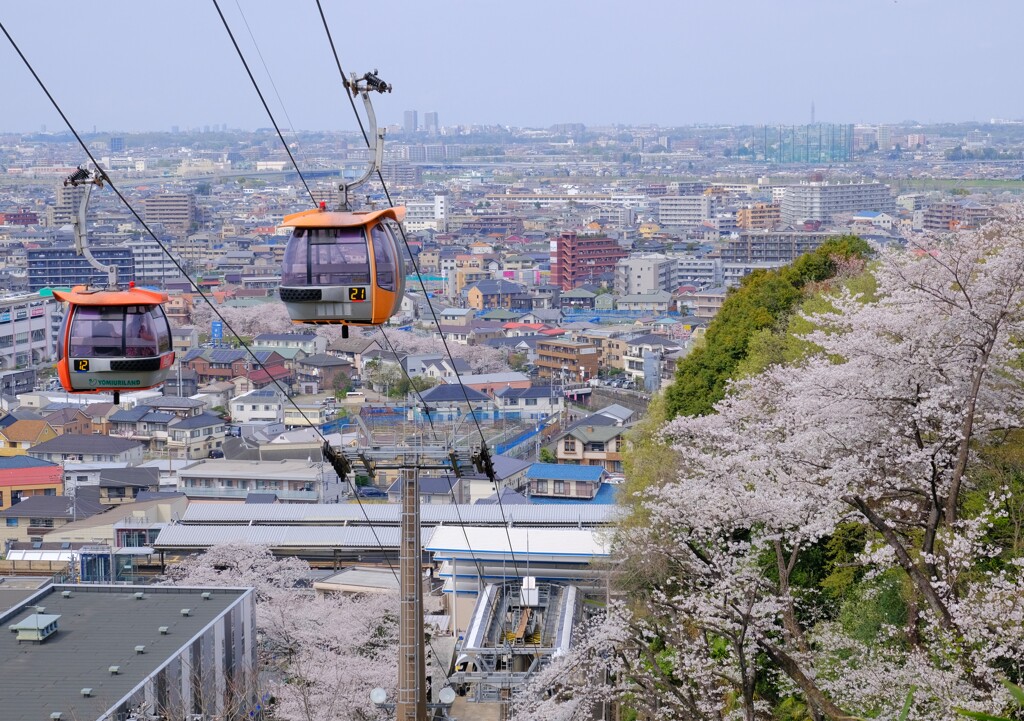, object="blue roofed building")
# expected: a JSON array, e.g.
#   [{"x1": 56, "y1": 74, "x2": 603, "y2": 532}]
[{"x1": 524, "y1": 462, "x2": 606, "y2": 500}]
